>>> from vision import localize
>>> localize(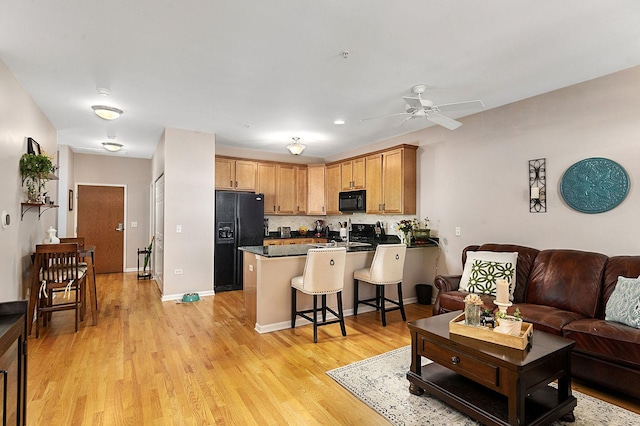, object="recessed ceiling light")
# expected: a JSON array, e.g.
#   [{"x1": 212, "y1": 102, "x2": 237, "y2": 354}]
[
  {"x1": 102, "y1": 142, "x2": 123, "y2": 152},
  {"x1": 92, "y1": 105, "x2": 123, "y2": 120},
  {"x1": 334, "y1": 119, "x2": 345, "y2": 125}
]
